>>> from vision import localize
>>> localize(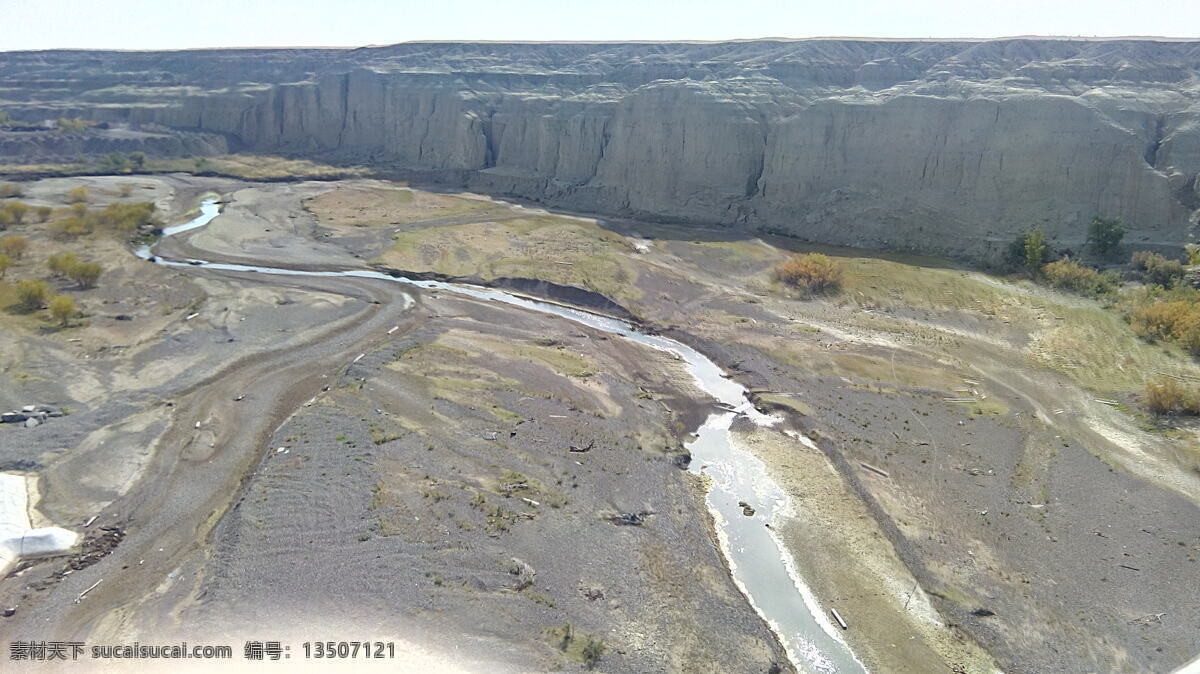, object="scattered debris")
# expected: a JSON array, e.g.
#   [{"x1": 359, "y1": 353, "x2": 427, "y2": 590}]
[
  {"x1": 352, "y1": 353, "x2": 365, "y2": 364},
  {"x1": 607, "y1": 511, "x2": 652, "y2": 526},
  {"x1": 387, "y1": 326, "x2": 399, "y2": 335},
  {"x1": 738, "y1": 501, "x2": 756, "y2": 517},
  {"x1": 579, "y1": 586, "x2": 604, "y2": 601},
  {"x1": 1119, "y1": 564, "x2": 1141, "y2": 572},
  {"x1": 673, "y1": 452, "x2": 692, "y2": 469},
  {"x1": 233, "y1": 394, "x2": 245, "y2": 401},
  {"x1": 1, "y1": 606, "x2": 15, "y2": 618},
  {"x1": 568, "y1": 440, "x2": 594, "y2": 453},
  {"x1": 1129, "y1": 612, "x2": 1166, "y2": 626},
  {"x1": 1094, "y1": 398, "x2": 1120, "y2": 407},
  {"x1": 971, "y1": 608, "x2": 996, "y2": 617},
  {"x1": 82, "y1": 516, "x2": 97, "y2": 528},
  {"x1": 185, "y1": 312, "x2": 199, "y2": 320}
]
